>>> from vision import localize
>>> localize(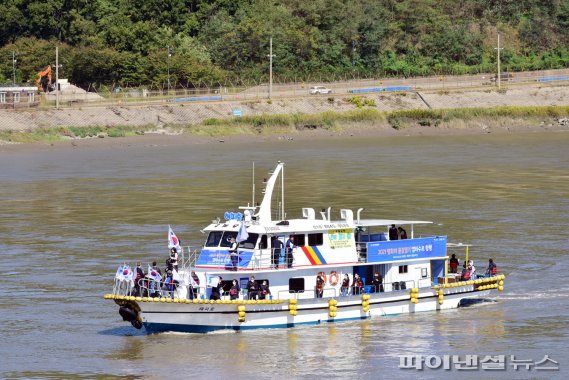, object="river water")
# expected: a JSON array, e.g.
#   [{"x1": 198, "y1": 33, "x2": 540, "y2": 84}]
[{"x1": 1, "y1": 132, "x2": 568, "y2": 379}]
